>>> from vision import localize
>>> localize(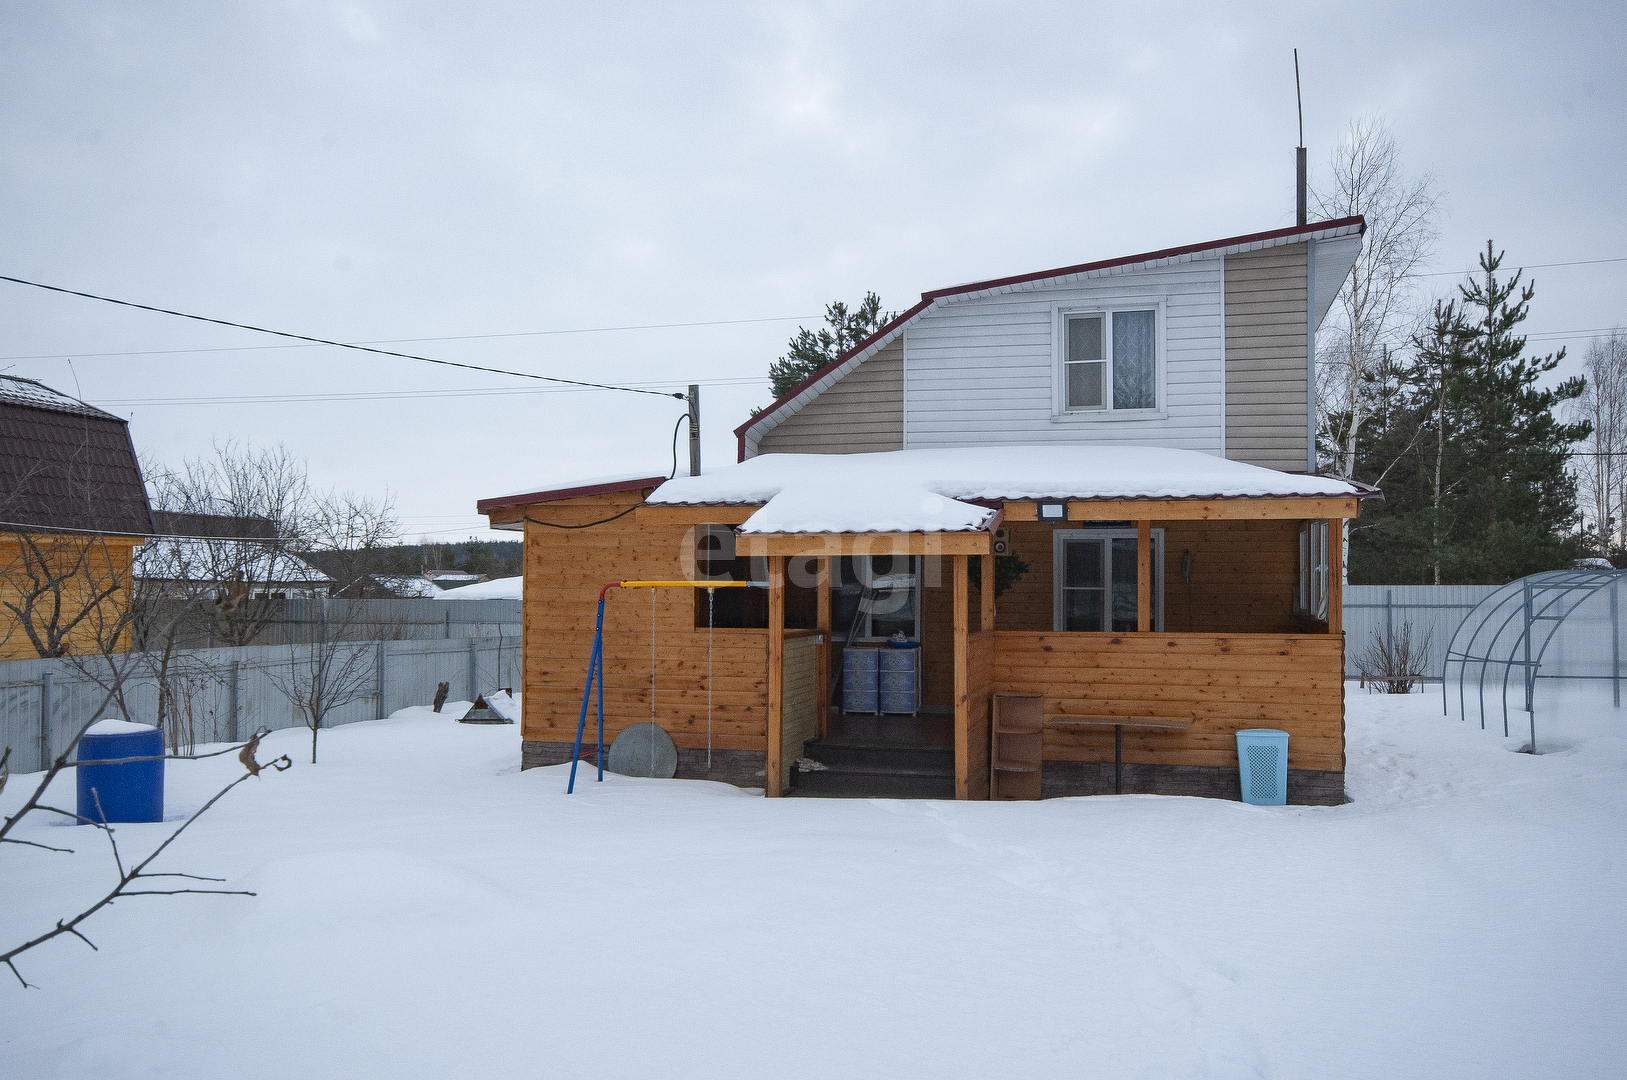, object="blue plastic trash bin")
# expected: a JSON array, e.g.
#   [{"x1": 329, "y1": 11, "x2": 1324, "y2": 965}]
[
  {"x1": 1235, "y1": 728, "x2": 1289, "y2": 806},
  {"x1": 76, "y1": 721, "x2": 164, "y2": 824}
]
